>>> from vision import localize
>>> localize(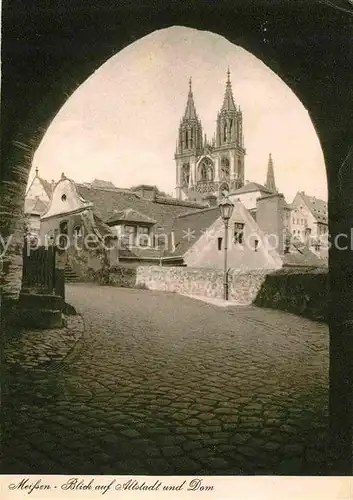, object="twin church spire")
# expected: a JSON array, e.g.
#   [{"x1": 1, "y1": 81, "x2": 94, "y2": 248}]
[
  {"x1": 176, "y1": 69, "x2": 243, "y2": 157},
  {"x1": 175, "y1": 70, "x2": 246, "y2": 200},
  {"x1": 175, "y1": 70, "x2": 277, "y2": 201}
]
